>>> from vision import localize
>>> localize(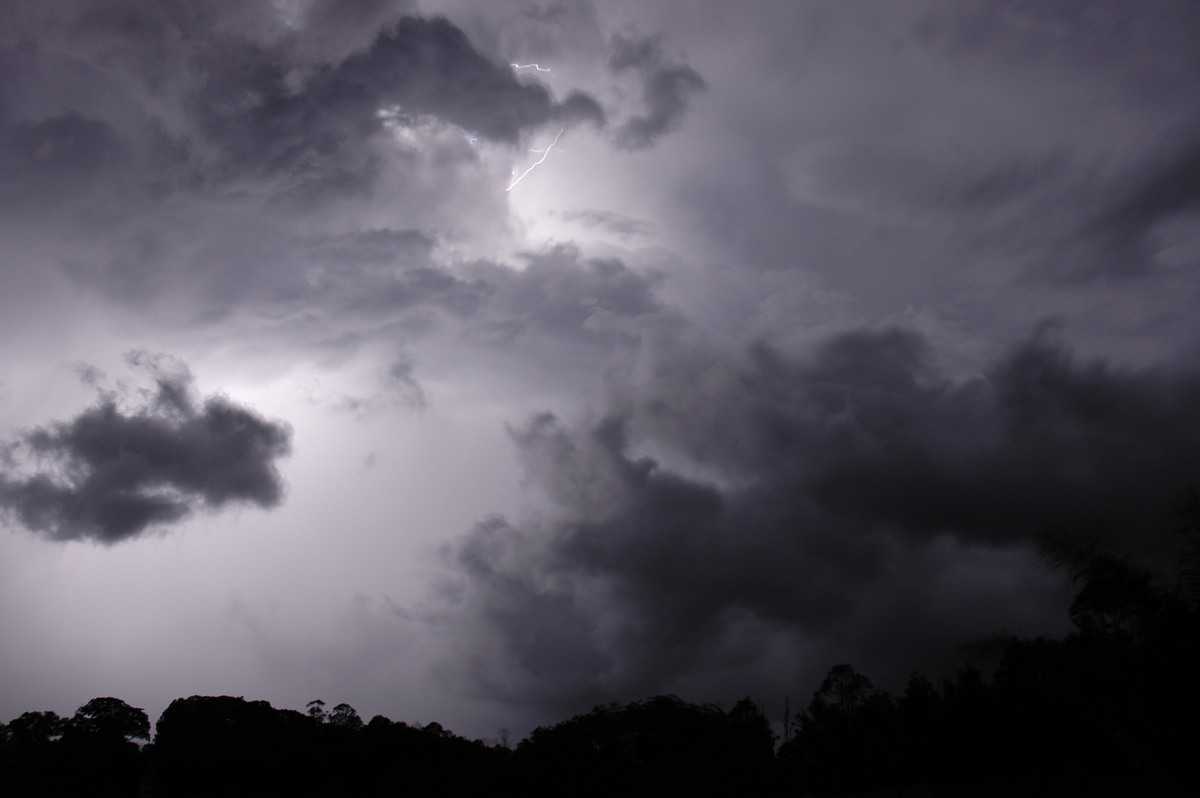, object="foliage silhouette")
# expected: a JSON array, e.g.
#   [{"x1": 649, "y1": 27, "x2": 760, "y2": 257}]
[
  {"x1": 514, "y1": 694, "x2": 775, "y2": 797},
  {"x1": 68, "y1": 697, "x2": 150, "y2": 744},
  {"x1": 2, "y1": 701, "x2": 148, "y2": 797}
]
